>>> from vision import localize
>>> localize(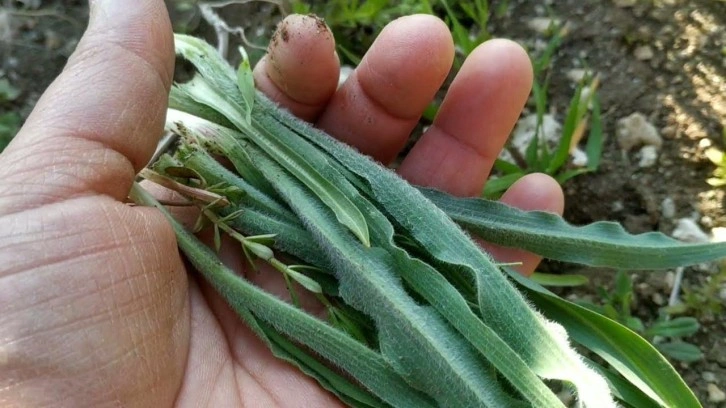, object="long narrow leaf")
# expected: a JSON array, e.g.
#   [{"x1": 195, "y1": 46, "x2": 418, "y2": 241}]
[
  {"x1": 260, "y1": 93, "x2": 615, "y2": 408},
  {"x1": 130, "y1": 183, "x2": 435, "y2": 408},
  {"x1": 586, "y1": 96, "x2": 603, "y2": 171},
  {"x1": 173, "y1": 34, "x2": 371, "y2": 248},
  {"x1": 506, "y1": 268, "x2": 702, "y2": 408},
  {"x1": 241, "y1": 142, "x2": 512, "y2": 407},
  {"x1": 422, "y1": 188, "x2": 726, "y2": 269},
  {"x1": 547, "y1": 82, "x2": 584, "y2": 173}
]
